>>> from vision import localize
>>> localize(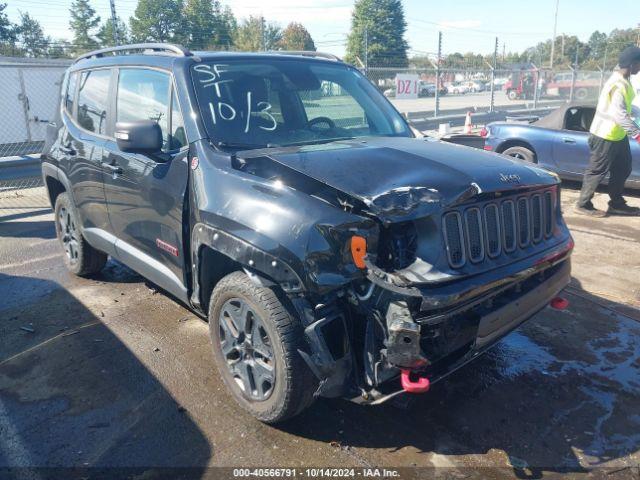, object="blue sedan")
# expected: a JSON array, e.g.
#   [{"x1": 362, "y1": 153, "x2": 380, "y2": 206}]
[{"x1": 483, "y1": 104, "x2": 640, "y2": 190}]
